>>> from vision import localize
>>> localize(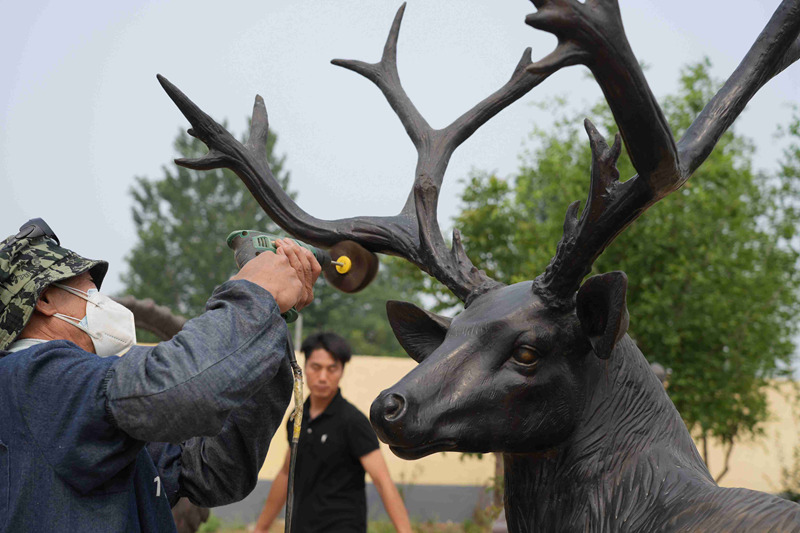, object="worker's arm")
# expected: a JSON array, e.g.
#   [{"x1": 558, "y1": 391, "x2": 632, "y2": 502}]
[
  {"x1": 104, "y1": 279, "x2": 289, "y2": 443},
  {"x1": 164, "y1": 242, "x2": 319, "y2": 506},
  {"x1": 177, "y1": 356, "x2": 291, "y2": 507},
  {"x1": 360, "y1": 449, "x2": 413, "y2": 533},
  {"x1": 147, "y1": 352, "x2": 292, "y2": 507},
  {"x1": 253, "y1": 450, "x2": 291, "y2": 533},
  {"x1": 107, "y1": 240, "x2": 319, "y2": 443}
]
